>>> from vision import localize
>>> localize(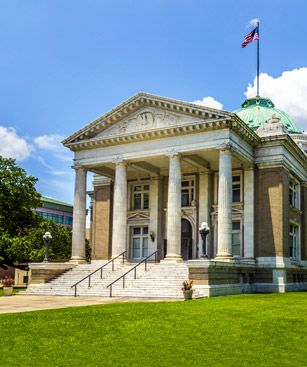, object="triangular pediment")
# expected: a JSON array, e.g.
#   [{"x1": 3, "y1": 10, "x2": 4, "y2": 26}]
[
  {"x1": 62, "y1": 93, "x2": 232, "y2": 148},
  {"x1": 128, "y1": 212, "x2": 150, "y2": 220},
  {"x1": 95, "y1": 107, "x2": 206, "y2": 139}
]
